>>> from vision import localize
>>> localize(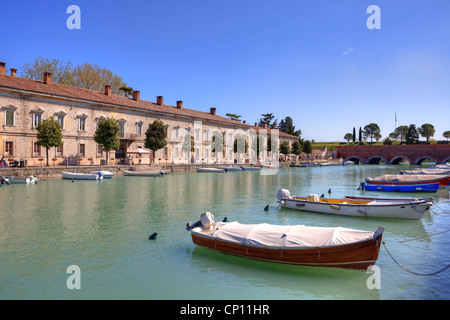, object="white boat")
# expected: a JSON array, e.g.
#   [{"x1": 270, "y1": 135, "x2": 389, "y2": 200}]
[
  {"x1": 277, "y1": 189, "x2": 433, "y2": 220},
  {"x1": 218, "y1": 166, "x2": 243, "y2": 172},
  {"x1": 240, "y1": 166, "x2": 261, "y2": 170},
  {"x1": 90, "y1": 171, "x2": 114, "y2": 179},
  {"x1": 123, "y1": 170, "x2": 163, "y2": 177},
  {"x1": 196, "y1": 167, "x2": 225, "y2": 173},
  {"x1": 4, "y1": 176, "x2": 38, "y2": 184},
  {"x1": 400, "y1": 168, "x2": 450, "y2": 175},
  {"x1": 62, "y1": 171, "x2": 103, "y2": 180}
]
